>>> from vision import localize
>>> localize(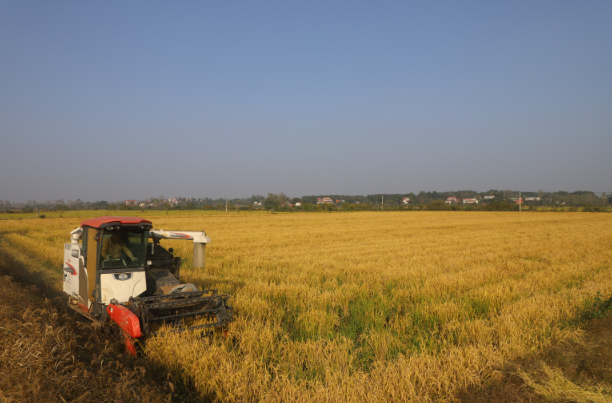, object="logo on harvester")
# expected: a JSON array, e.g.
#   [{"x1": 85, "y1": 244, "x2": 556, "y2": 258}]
[
  {"x1": 170, "y1": 233, "x2": 191, "y2": 238},
  {"x1": 64, "y1": 262, "x2": 77, "y2": 275},
  {"x1": 71, "y1": 249, "x2": 79, "y2": 258}
]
